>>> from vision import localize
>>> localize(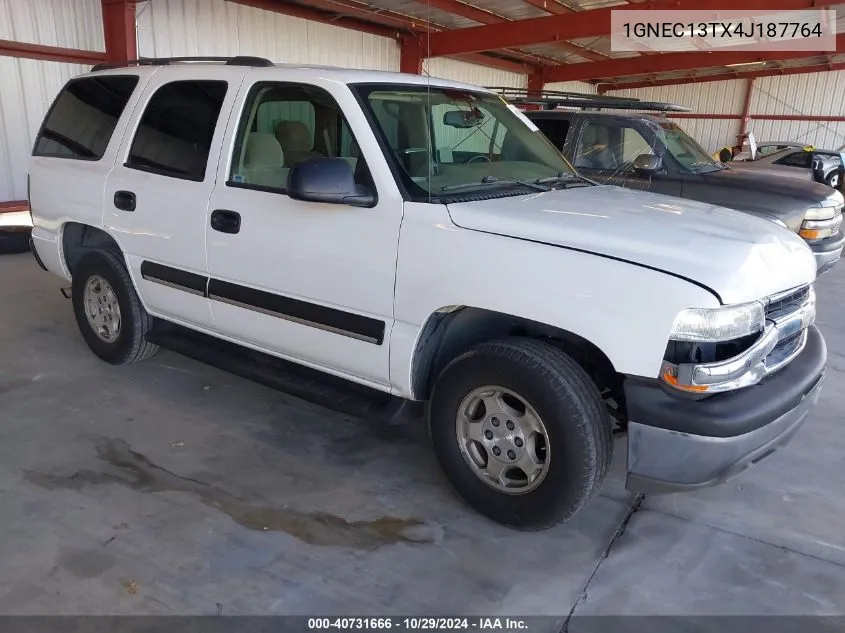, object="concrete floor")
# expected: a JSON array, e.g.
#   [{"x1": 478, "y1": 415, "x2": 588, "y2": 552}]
[{"x1": 2, "y1": 251, "x2": 845, "y2": 620}]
